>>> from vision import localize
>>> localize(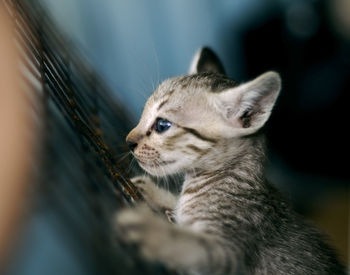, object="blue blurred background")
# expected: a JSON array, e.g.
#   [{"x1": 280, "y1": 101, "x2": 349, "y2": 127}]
[
  {"x1": 6, "y1": 0, "x2": 349, "y2": 274},
  {"x1": 42, "y1": 0, "x2": 280, "y2": 120},
  {"x1": 40, "y1": 0, "x2": 350, "y2": 189}
]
